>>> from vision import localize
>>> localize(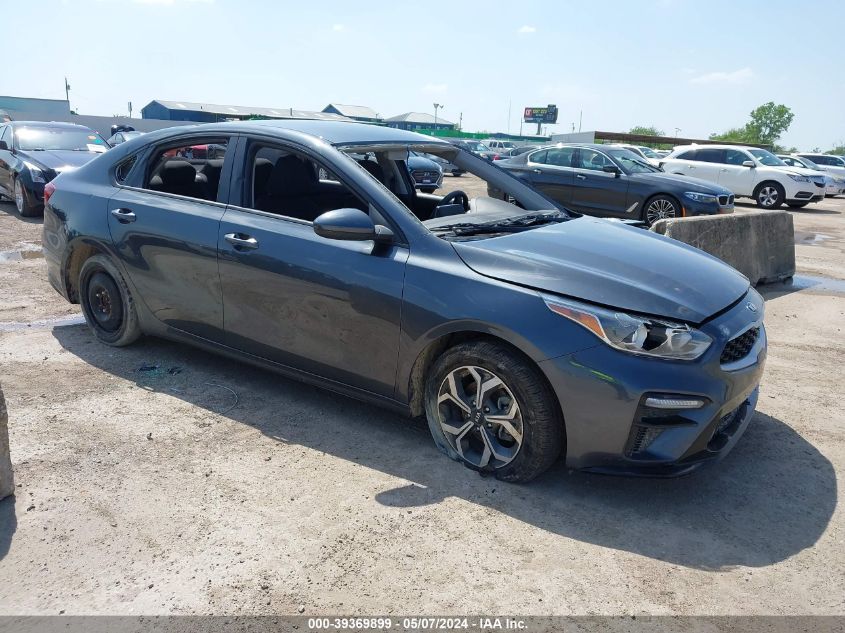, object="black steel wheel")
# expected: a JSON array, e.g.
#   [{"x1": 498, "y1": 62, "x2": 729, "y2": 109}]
[{"x1": 79, "y1": 254, "x2": 141, "y2": 346}]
